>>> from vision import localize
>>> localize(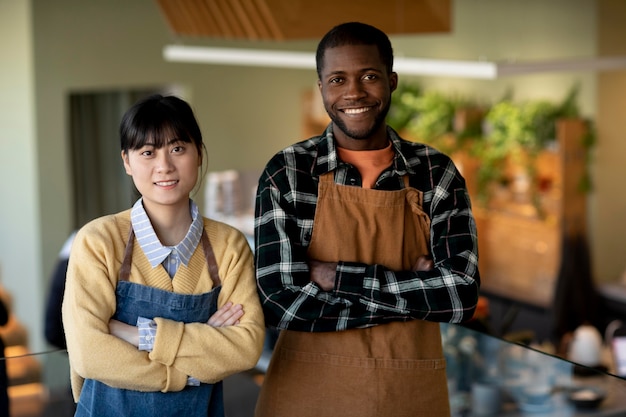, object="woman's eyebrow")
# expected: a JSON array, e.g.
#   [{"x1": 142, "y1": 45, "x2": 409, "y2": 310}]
[{"x1": 167, "y1": 137, "x2": 184, "y2": 145}]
